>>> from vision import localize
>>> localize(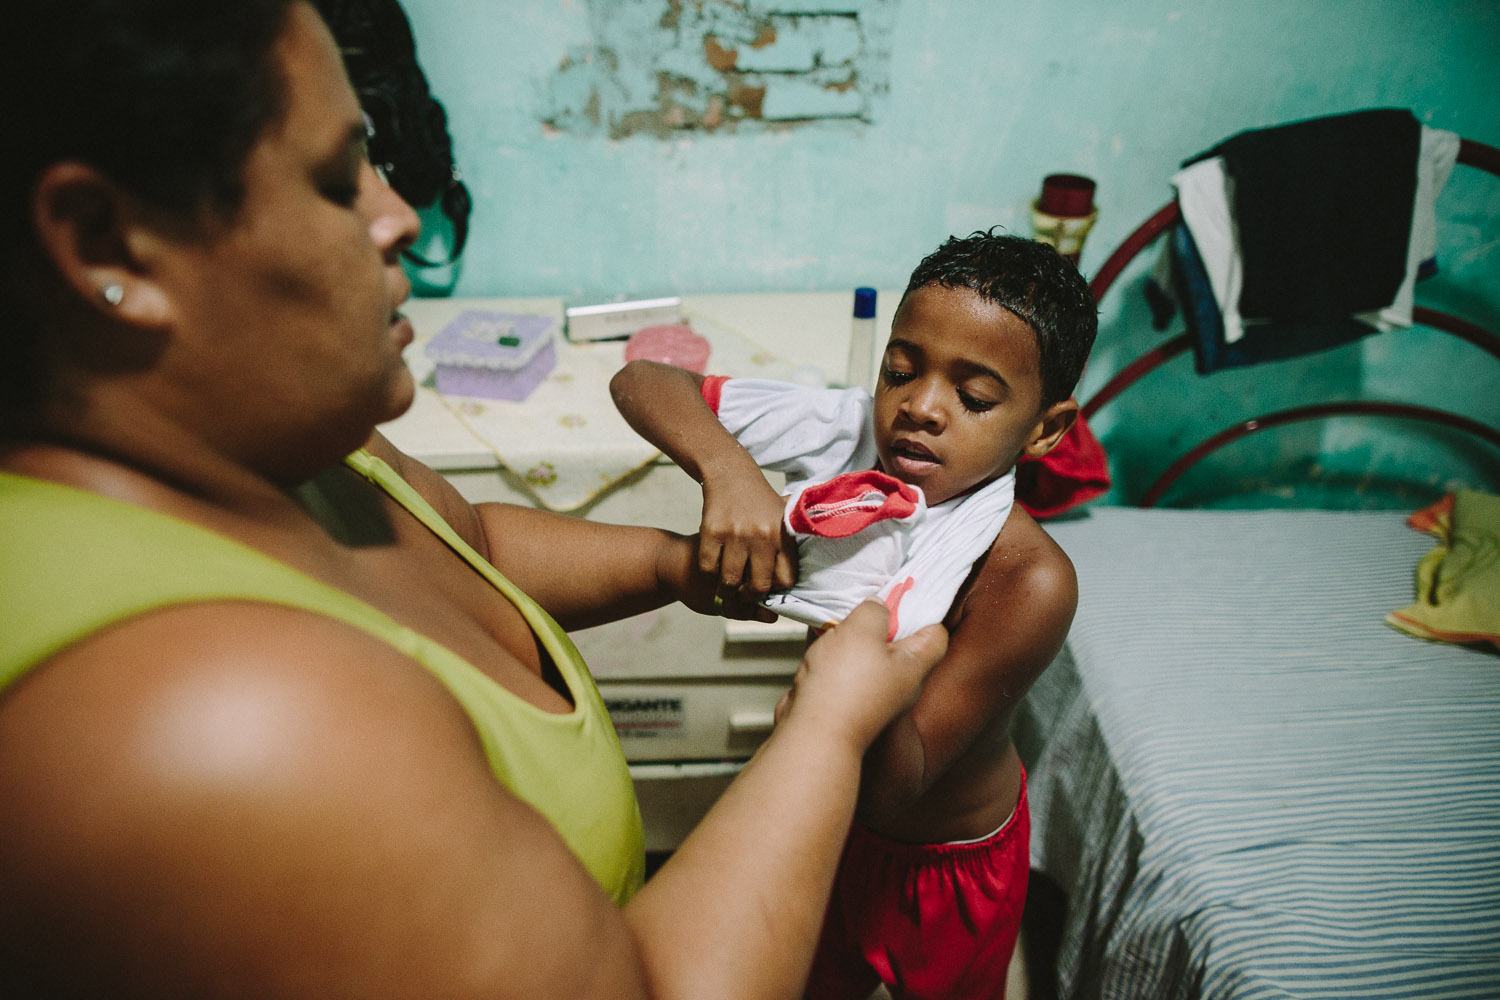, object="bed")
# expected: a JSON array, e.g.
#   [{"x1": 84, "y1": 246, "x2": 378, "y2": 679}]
[{"x1": 1013, "y1": 123, "x2": 1500, "y2": 1000}]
